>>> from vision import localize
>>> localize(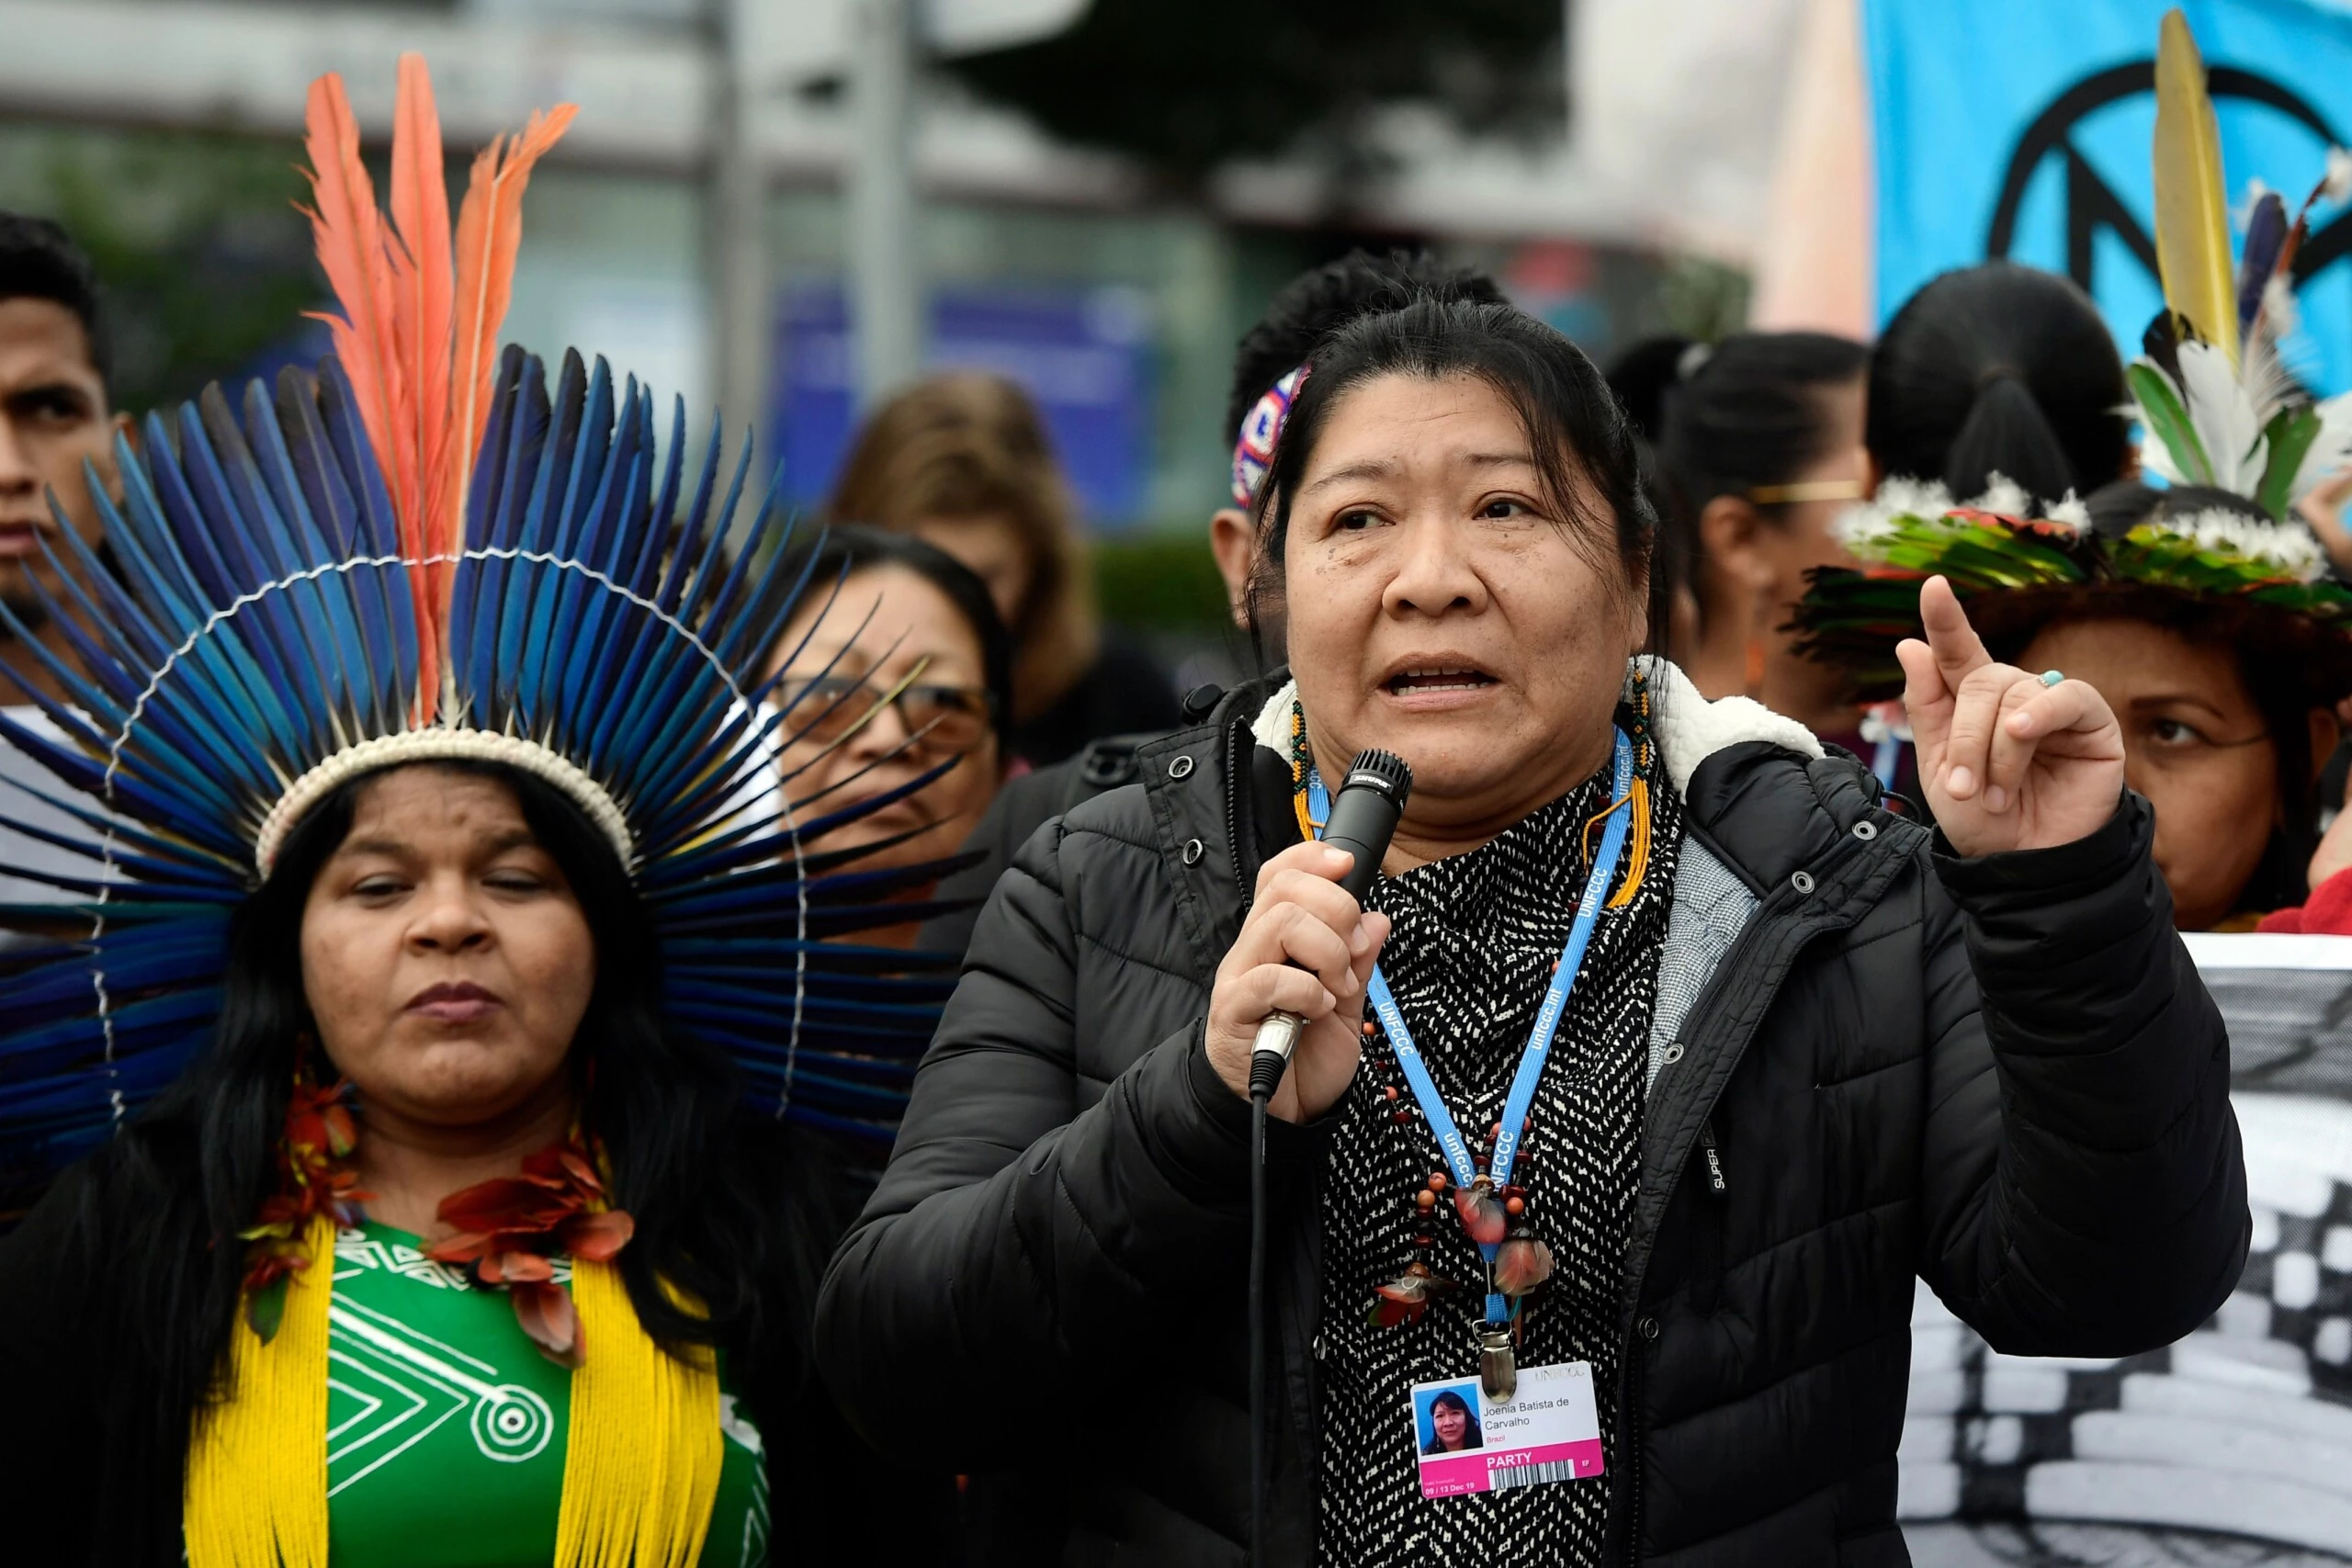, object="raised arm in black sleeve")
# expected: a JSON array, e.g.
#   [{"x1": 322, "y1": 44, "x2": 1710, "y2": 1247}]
[{"x1": 1917, "y1": 791, "x2": 2248, "y2": 1354}]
